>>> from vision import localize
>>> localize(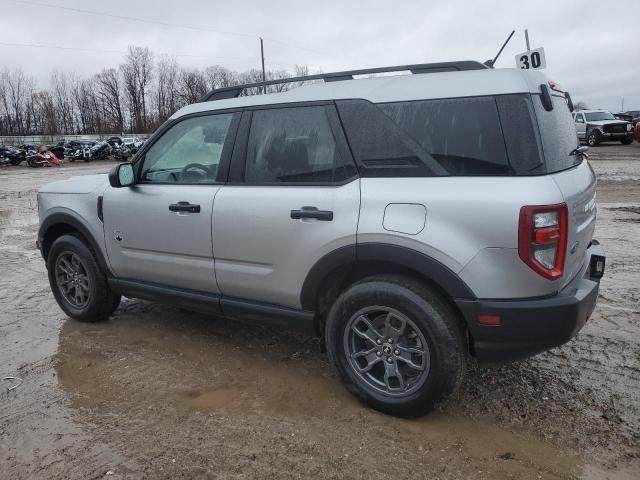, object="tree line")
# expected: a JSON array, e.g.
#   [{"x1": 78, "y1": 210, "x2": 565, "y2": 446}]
[{"x1": 0, "y1": 46, "x2": 310, "y2": 137}]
